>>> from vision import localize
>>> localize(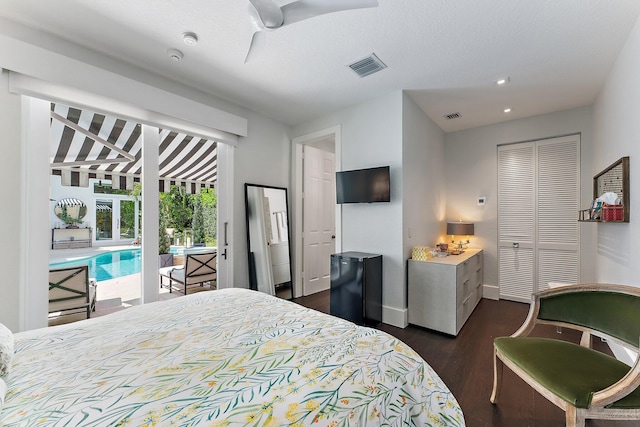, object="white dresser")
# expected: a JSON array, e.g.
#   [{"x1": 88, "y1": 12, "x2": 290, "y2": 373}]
[{"x1": 408, "y1": 249, "x2": 483, "y2": 336}]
